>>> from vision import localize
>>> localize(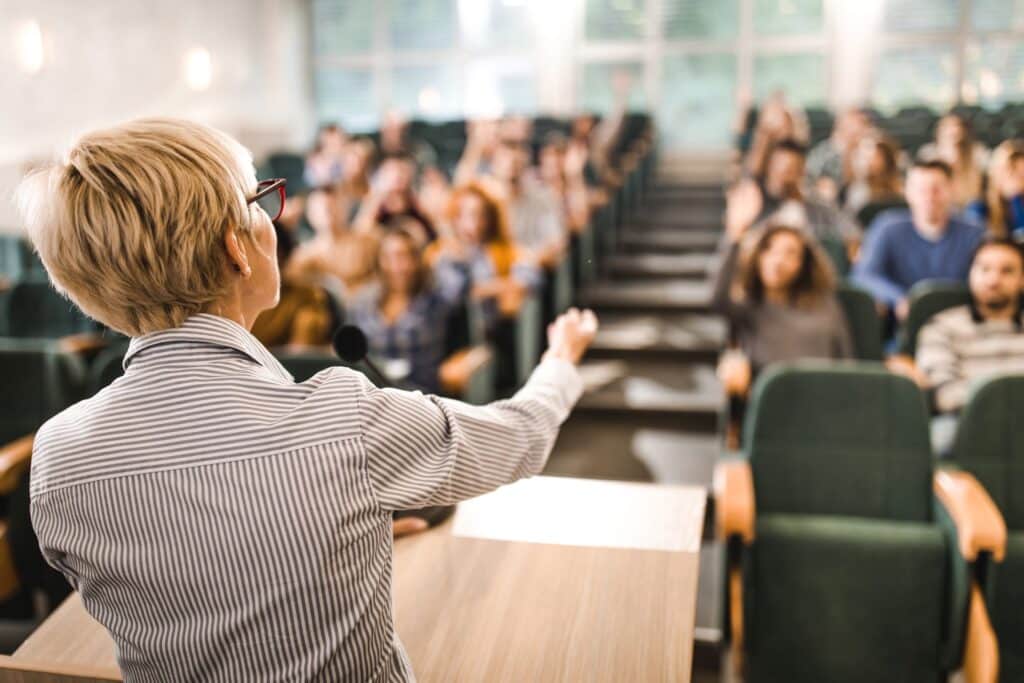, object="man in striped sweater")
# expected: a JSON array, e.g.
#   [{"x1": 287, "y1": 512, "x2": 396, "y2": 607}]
[{"x1": 917, "y1": 235, "x2": 1024, "y2": 418}]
